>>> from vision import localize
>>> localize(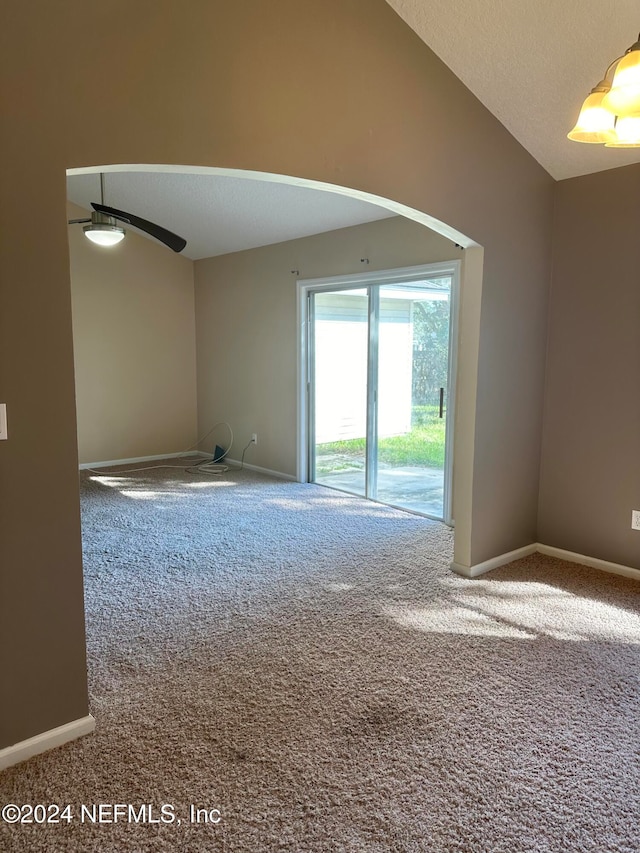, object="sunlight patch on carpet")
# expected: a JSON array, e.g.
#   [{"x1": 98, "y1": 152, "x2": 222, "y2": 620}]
[
  {"x1": 382, "y1": 603, "x2": 537, "y2": 639},
  {"x1": 458, "y1": 581, "x2": 640, "y2": 644}
]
